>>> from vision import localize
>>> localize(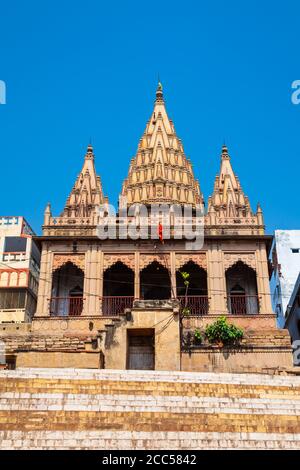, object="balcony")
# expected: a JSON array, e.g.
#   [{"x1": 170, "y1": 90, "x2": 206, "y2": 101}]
[
  {"x1": 227, "y1": 295, "x2": 260, "y2": 315},
  {"x1": 177, "y1": 295, "x2": 209, "y2": 316},
  {"x1": 100, "y1": 295, "x2": 209, "y2": 316},
  {"x1": 101, "y1": 296, "x2": 135, "y2": 316},
  {"x1": 49, "y1": 297, "x2": 84, "y2": 317}
]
